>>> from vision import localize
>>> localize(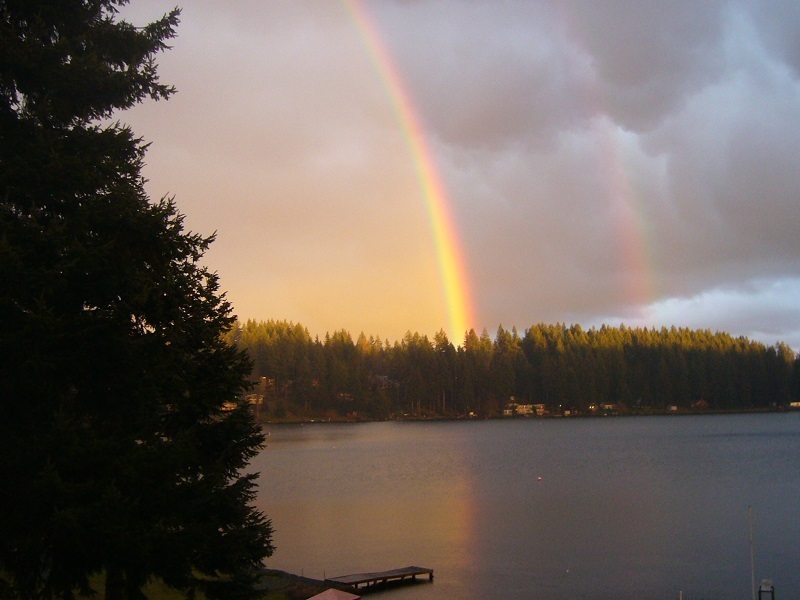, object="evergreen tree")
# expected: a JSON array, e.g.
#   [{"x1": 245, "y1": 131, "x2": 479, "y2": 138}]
[{"x1": 0, "y1": 2, "x2": 273, "y2": 598}]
